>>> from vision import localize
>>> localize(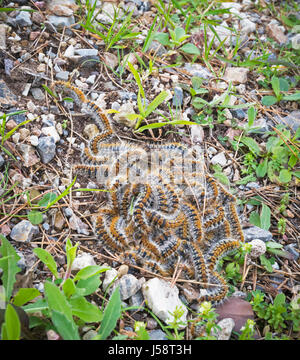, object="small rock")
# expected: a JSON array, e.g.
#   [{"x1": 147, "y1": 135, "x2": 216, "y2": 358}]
[
  {"x1": 148, "y1": 329, "x2": 168, "y2": 340},
  {"x1": 69, "y1": 214, "x2": 89, "y2": 235},
  {"x1": 48, "y1": 4, "x2": 74, "y2": 17},
  {"x1": 46, "y1": 15, "x2": 75, "y2": 30},
  {"x1": 53, "y1": 210, "x2": 65, "y2": 230},
  {"x1": 183, "y1": 63, "x2": 212, "y2": 80},
  {"x1": 103, "y1": 52, "x2": 119, "y2": 69},
  {"x1": 15, "y1": 11, "x2": 32, "y2": 27},
  {"x1": 118, "y1": 264, "x2": 129, "y2": 277},
  {"x1": 18, "y1": 144, "x2": 40, "y2": 167},
  {"x1": 191, "y1": 125, "x2": 204, "y2": 144},
  {"x1": 212, "y1": 318, "x2": 235, "y2": 340},
  {"x1": 71, "y1": 252, "x2": 96, "y2": 271},
  {"x1": 30, "y1": 135, "x2": 39, "y2": 146},
  {"x1": 266, "y1": 22, "x2": 287, "y2": 44},
  {"x1": 211, "y1": 152, "x2": 227, "y2": 167},
  {"x1": 249, "y1": 239, "x2": 267, "y2": 258},
  {"x1": 291, "y1": 33, "x2": 300, "y2": 50},
  {"x1": 41, "y1": 126, "x2": 60, "y2": 143},
  {"x1": 146, "y1": 317, "x2": 158, "y2": 330},
  {"x1": 129, "y1": 290, "x2": 144, "y2": 308},
  {"x1": 243, "y1": 226, "x2": 273, "y2": 243},
  {"x1": 10, "y1": 220, "x2": 39, "y2": 242},
  {"x1": 82, "y1": 330, "x2": 97, "y2": 340},
  {"x1": 223, "y1": 67, "x2": 249, "y2": 84},
  {"x1": 5, "y1": 119, "x2": 17, "y2": 131},
  {"x1": 277, "y1": 111, "x2": 300, "y2": 133},
  {"x1": 31, "y1": 88, "x2": 45, "y2": 101},
  {"x1": 240, "y1": 18, "x2": 256, "y2": 36},
  {"x1": 0, "y1": 24, "x2": 7, "y2": 50},
  {"x1": 142, "y1": 278, "x2": 188, "y2": 328},
  {"x1": 36, "y1": 136, "x2": 56, "y2": 164},
  {"x1": 64, "y1": 44, "x2": 75, "y2": 58},
  {"x1": 19, "y1": 128, "x2": 30, "y2": 141},
  {"x1": 102, "y1": 268, "x2": 118, "y2": 291},
  {"x1": 147, "y1": 40, "x2": 167, "y2": 57},
  {"x1": 74, "y1": 48, "x2": 98, "y2": 57},
  {"x1": 0, "y1": 155, "x2": 5, "y2": 168},
  {"x1": 83, "y1": 124, "x2": 99, "y2": 139},
  {"x1": 285, "y1": 244, "x2": 299, "y2": 260},
  {"x1": 55, "y1": 71, "x2": 70, "y2": 81},
  {"x1": 119, "y1": 274, "x2": 141, "y2": 300},
  {"x1": 113, "y1": 102, "x2": 137, "y2": 128}
]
